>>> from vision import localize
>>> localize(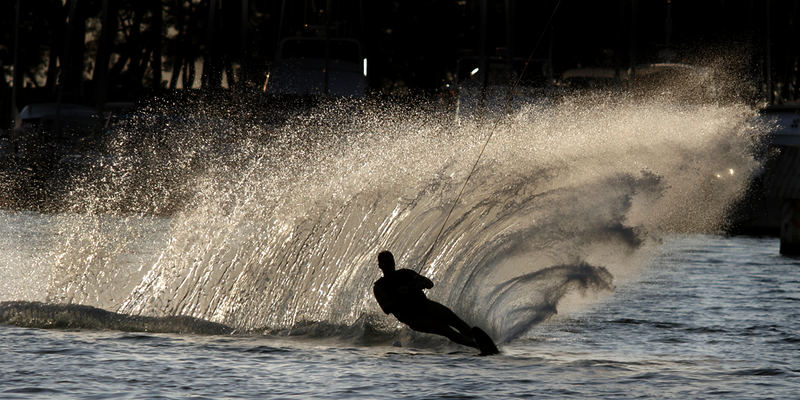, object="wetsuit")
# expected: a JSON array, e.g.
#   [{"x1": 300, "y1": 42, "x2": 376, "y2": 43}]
[{"x1": 373, "y1": 269, "x2": 477, "y2": 348}]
